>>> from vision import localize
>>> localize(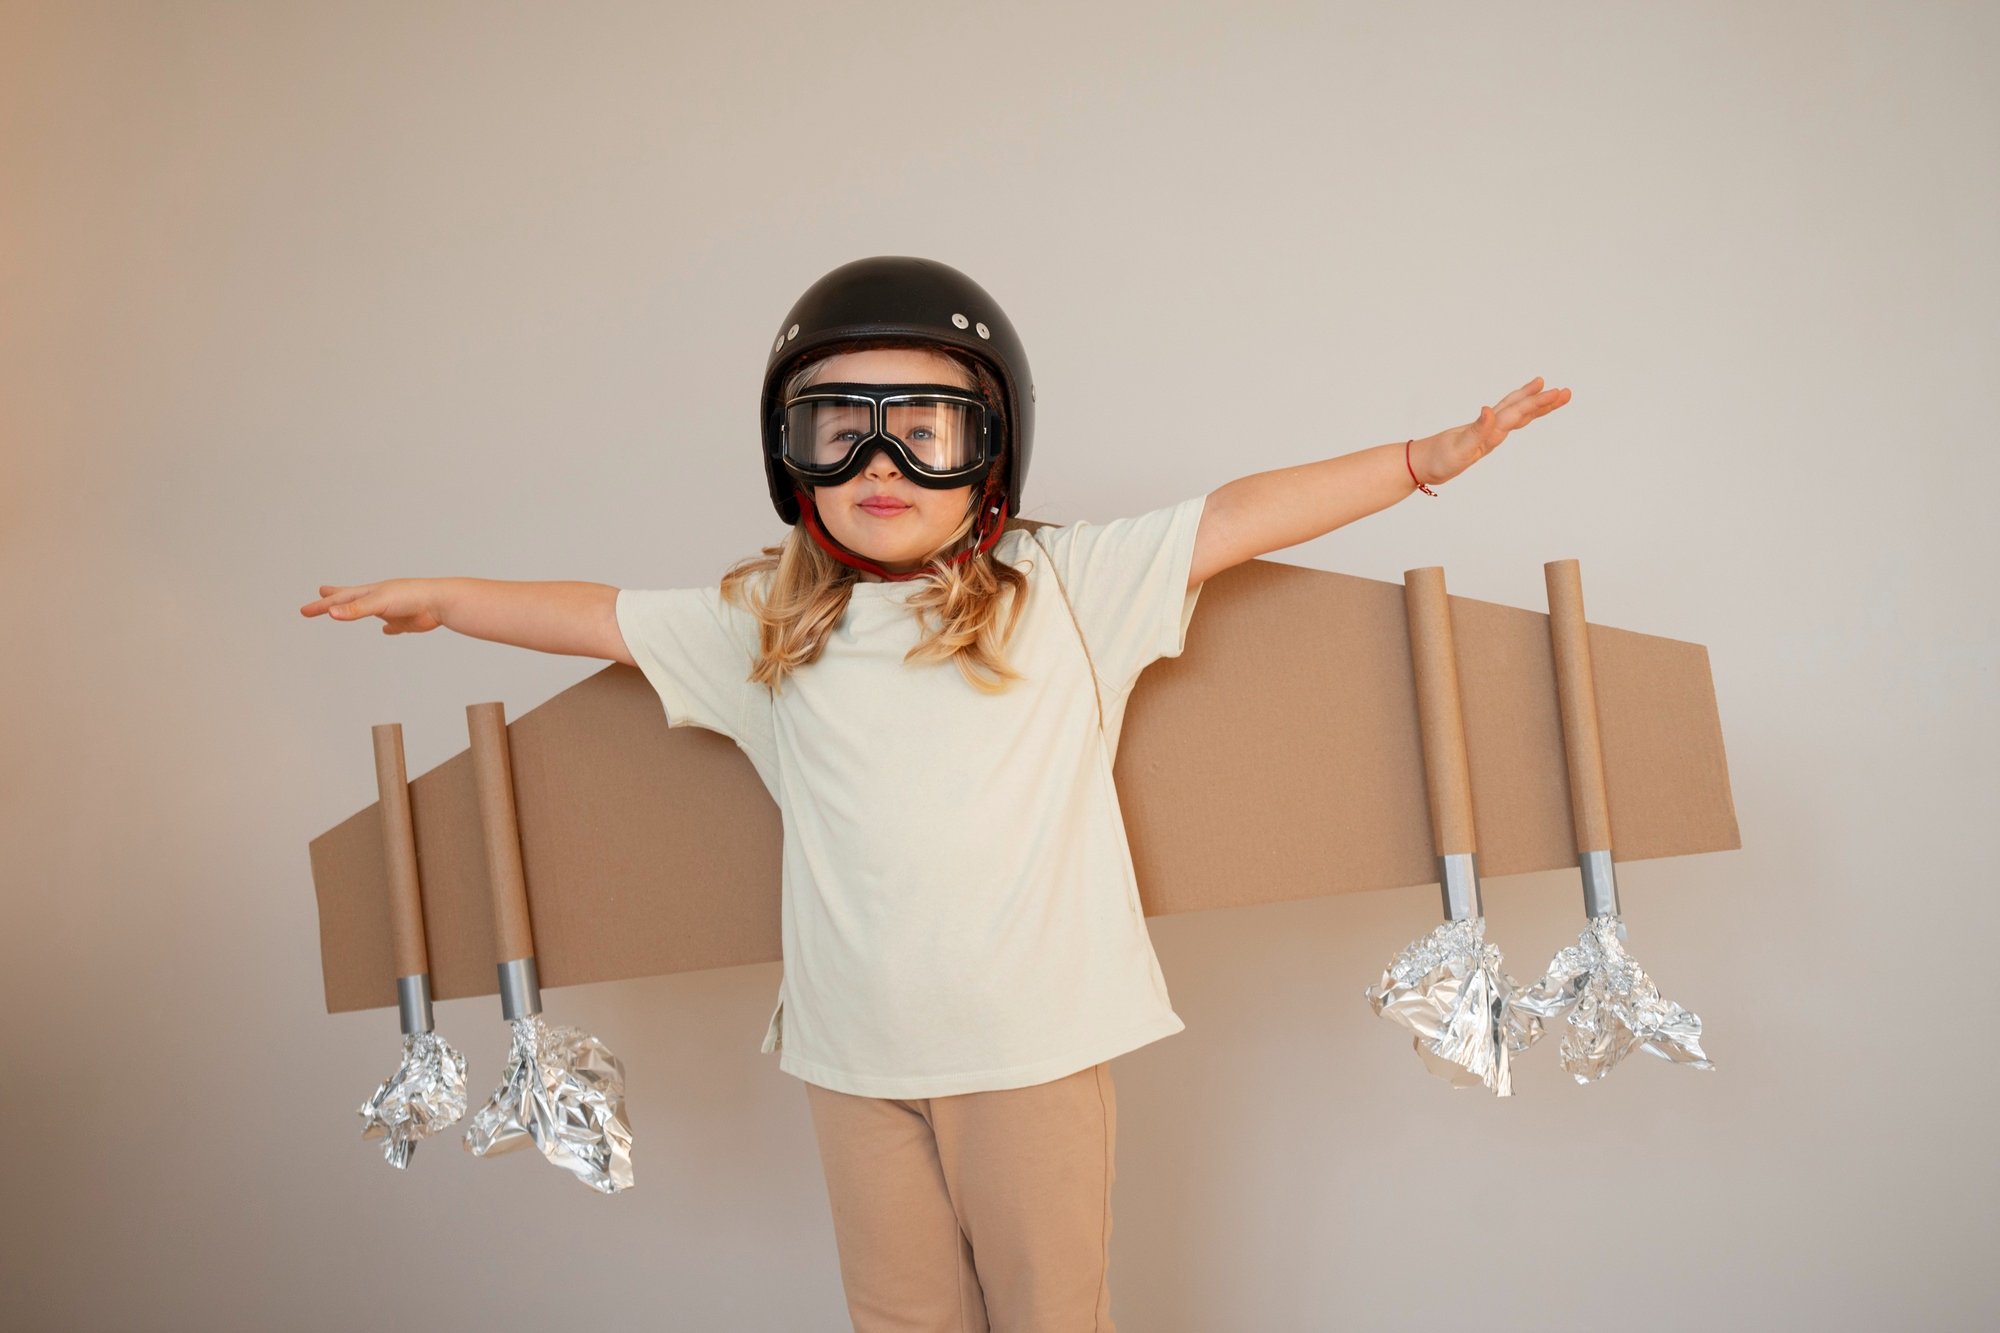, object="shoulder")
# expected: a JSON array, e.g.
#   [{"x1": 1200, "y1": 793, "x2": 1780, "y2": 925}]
[
  {"x1": 618, "y1": 581, "x2": 761, "y2": 655},
  {"x1": 996, "y1": 522, "x2": 1054, "y2": 561},
  {"x1": 1004, "y1": 498, "x2": 1206, "y2": 565}
]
